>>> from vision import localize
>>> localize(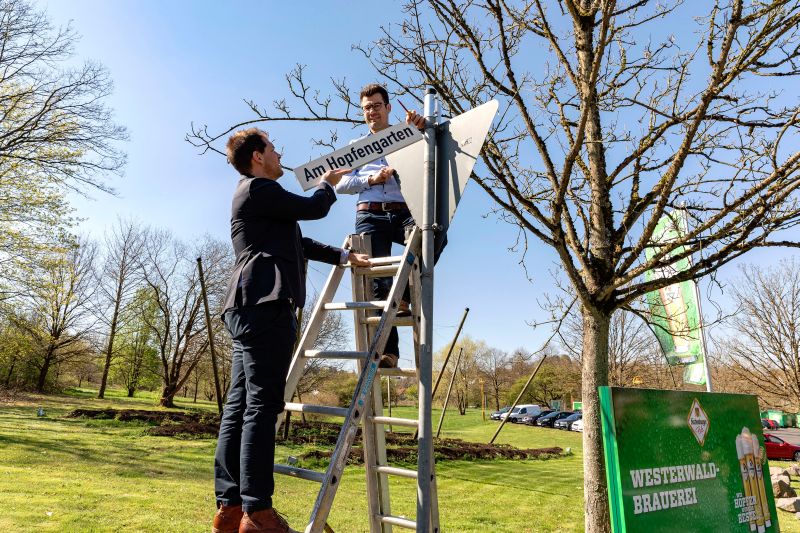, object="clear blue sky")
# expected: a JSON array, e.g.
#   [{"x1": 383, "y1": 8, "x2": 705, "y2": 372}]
[{"x1": 42, "y1": 1, "x2": 797, "y2": 366}]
